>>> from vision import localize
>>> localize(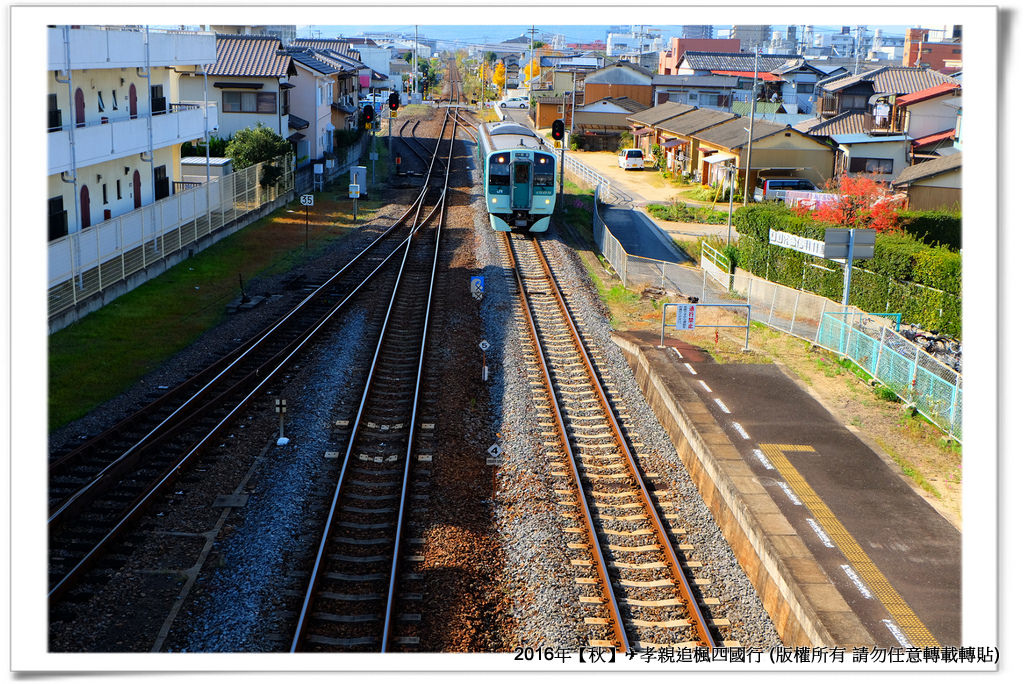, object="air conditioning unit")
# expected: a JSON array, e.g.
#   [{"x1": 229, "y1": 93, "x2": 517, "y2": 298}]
[{"x1": 326, "y1": 159, "x2": 334, "y2": 169}]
